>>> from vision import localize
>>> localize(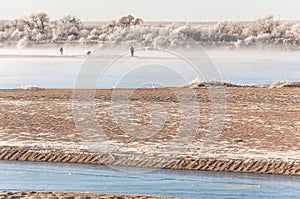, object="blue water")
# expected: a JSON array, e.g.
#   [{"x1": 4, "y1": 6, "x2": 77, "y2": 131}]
[
  {"x1": 0, "y1": 50, "x2": 299, "y2": 89},
  {"x1": 0, "y1": 161, "x2": 299, "y2": 198}
]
